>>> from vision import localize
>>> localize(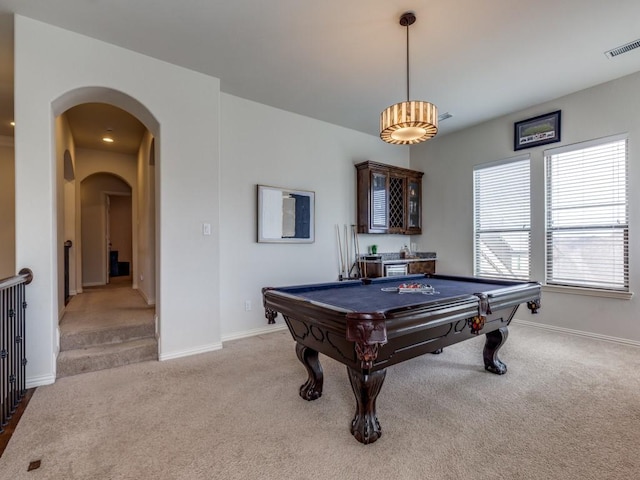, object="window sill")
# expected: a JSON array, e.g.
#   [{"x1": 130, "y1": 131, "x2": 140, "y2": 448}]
[{"x1": 542, "y1": 284, "x2": 634, "y2": 300}]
